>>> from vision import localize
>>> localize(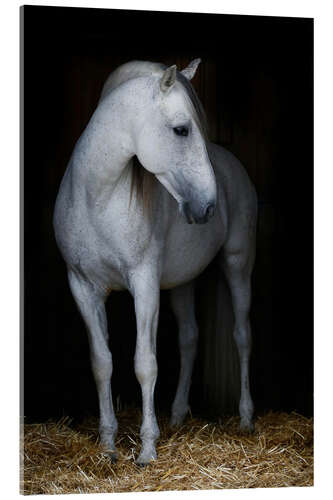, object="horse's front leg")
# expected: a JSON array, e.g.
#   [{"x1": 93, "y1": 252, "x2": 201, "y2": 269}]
[
  {"x1": 68, "y1": 270, "x2": 118, "y2": 461},
  {"x1": 130, "y1": 269, "x2": 160, "y2": 466}
]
